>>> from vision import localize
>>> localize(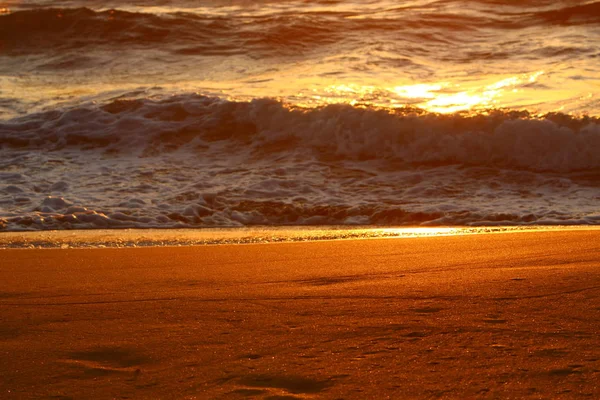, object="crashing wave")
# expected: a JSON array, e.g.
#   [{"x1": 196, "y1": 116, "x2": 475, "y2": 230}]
[{"x1": 2, "y1": 95, "x2": 599, "y2": 172}]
